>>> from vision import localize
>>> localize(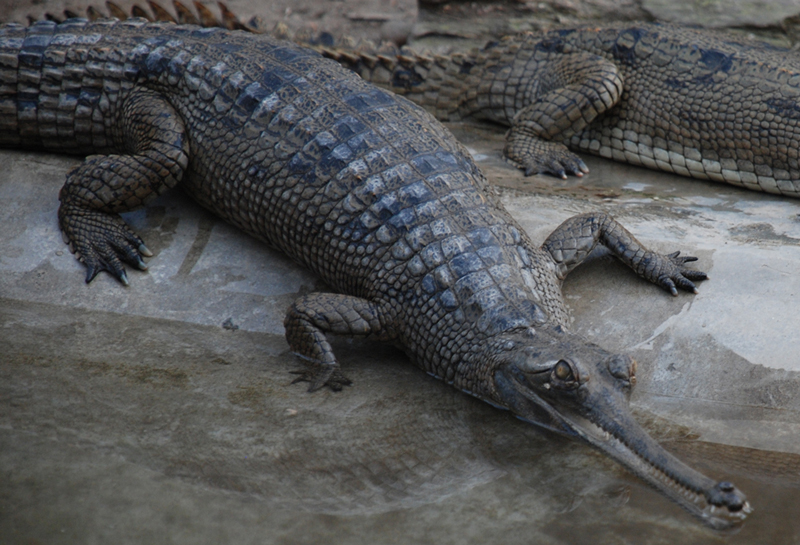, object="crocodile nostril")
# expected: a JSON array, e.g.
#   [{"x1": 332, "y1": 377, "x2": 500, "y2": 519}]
[{"x1": 607, "y1": 354, "x2": 635, "y2": 382}]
